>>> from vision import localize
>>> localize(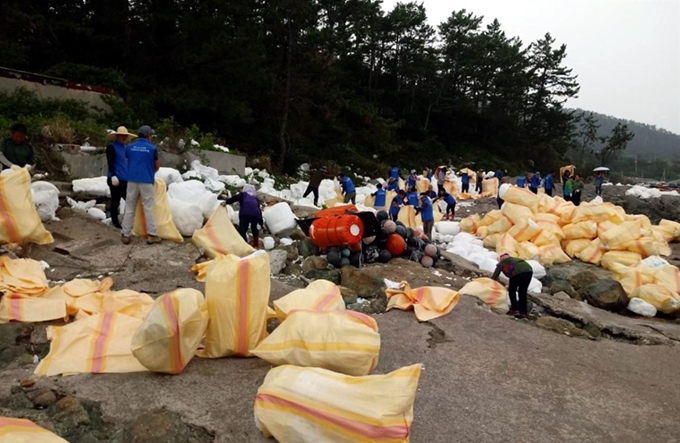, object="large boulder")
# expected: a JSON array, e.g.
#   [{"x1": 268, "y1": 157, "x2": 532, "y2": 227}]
[
  {"x1": 121, "y1": 410, "x2": 213, "y2": 443},
  {"x1": 297, "y1": 238, "x2": 319, "y2": 258},
  {"x1": 304, "y1": 269, "x2": 341, "y2": 285},
  {"x1": 340, "y1": 266, "x2": 385, "y2": 299},
  {"x1": 535, "y1": 316, "x2": 593, "y2": 339},
  {"x1": 581, "y1": 279, "x2": 629, "y2": 311},
  {"x1": 550, "y1": 280, "x2": 580, "y2": 301},
  {"x1": 268, "y1": 250, "x2": 288, "y2": 275},
  {"x1": 276, "y1": 244, "x2": 299, "y2": 262},
  {"x1": 301, "y1": 256, "x2": 329, "y2": 273}
]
